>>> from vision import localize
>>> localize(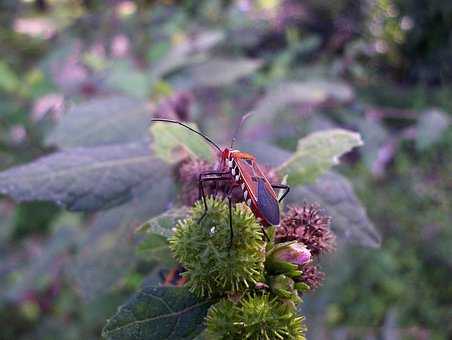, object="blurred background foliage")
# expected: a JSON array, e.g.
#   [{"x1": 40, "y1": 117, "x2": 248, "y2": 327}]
[{"x1": 0, "y1": 0, "x2": 450, "y2": 339}]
